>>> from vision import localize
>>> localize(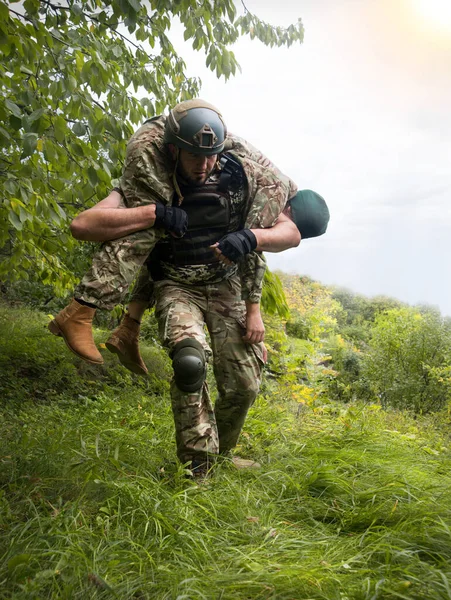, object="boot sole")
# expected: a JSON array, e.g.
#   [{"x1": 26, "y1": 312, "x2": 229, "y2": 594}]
[
  {"x1": 48, "y1": 320, "x2": 104, "y2": 365},
  {"x1": 105, "y1": 341, "x2": 148, "y2": 376}
]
